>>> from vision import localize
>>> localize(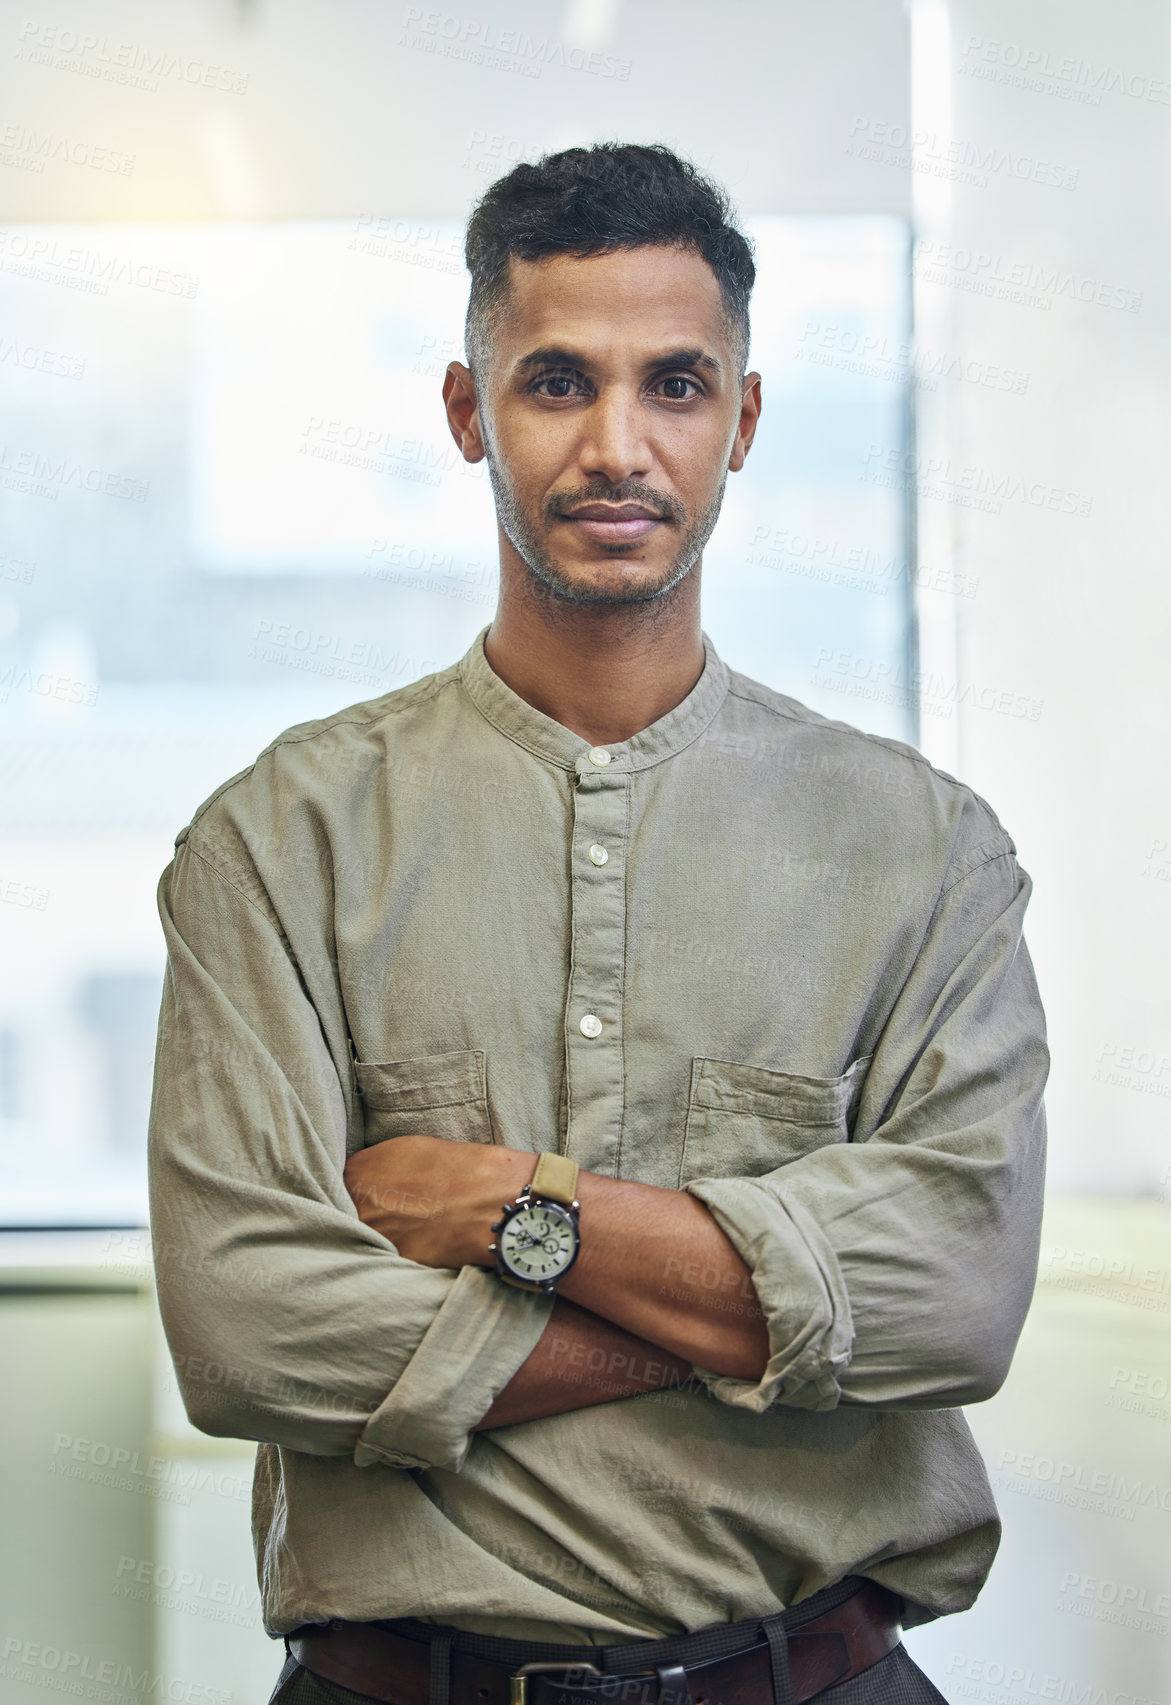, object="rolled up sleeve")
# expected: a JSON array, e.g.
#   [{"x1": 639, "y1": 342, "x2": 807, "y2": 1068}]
[
  {"x1": 149, "y1": 835, "x2": 551, "y2": 1472},
  {"x1": 684, "y1": 842, "x2": 1049, "y2": 1414}
]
